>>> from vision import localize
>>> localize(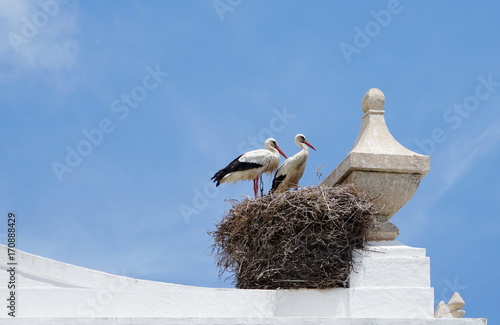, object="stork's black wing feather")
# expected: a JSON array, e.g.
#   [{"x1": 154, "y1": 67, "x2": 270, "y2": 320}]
[
  {"x1": 211, "y1": 154, "x2": 263, "y2": 186},
  {"x1": 269, "y1": 173, "x2": 286, "y2": 193}
]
